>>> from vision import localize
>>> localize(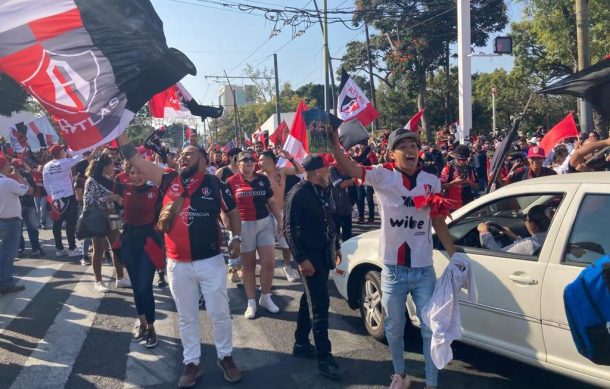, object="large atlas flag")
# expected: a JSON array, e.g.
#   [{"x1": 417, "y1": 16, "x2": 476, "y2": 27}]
[
  {"x1": 0, "y1": 0, "x2": 196, "y2": 153},
  {"x1": 337, "y1": 68, "x2": 379, "y2": 127}
]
